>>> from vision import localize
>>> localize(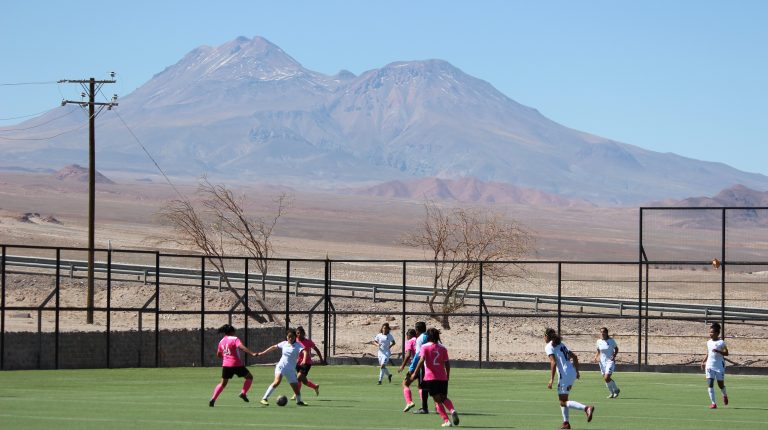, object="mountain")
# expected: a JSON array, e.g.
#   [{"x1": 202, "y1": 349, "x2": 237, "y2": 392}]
[
  {"x1": 353, "y1": 177, "x2": 593, "y2": 207},
  {"x1": 669, "y1": 185, "x2": 768, "y2": 207},
  {"x1": 53, "y1": 164, "x2": 115, "y2": 184},
  {"x1": 2, "y1": 36, "x2": 768, "y2": 204}
]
